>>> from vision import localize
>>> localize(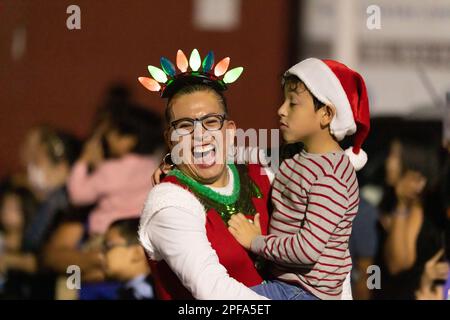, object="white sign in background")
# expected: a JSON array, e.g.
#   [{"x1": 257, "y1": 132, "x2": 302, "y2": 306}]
[
  {"x1": 302, "y1": 0, "x2": 450, "y2": 118},
  {"x1": 193, "y1": 0, "x2": 241, "y2": 31}
]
